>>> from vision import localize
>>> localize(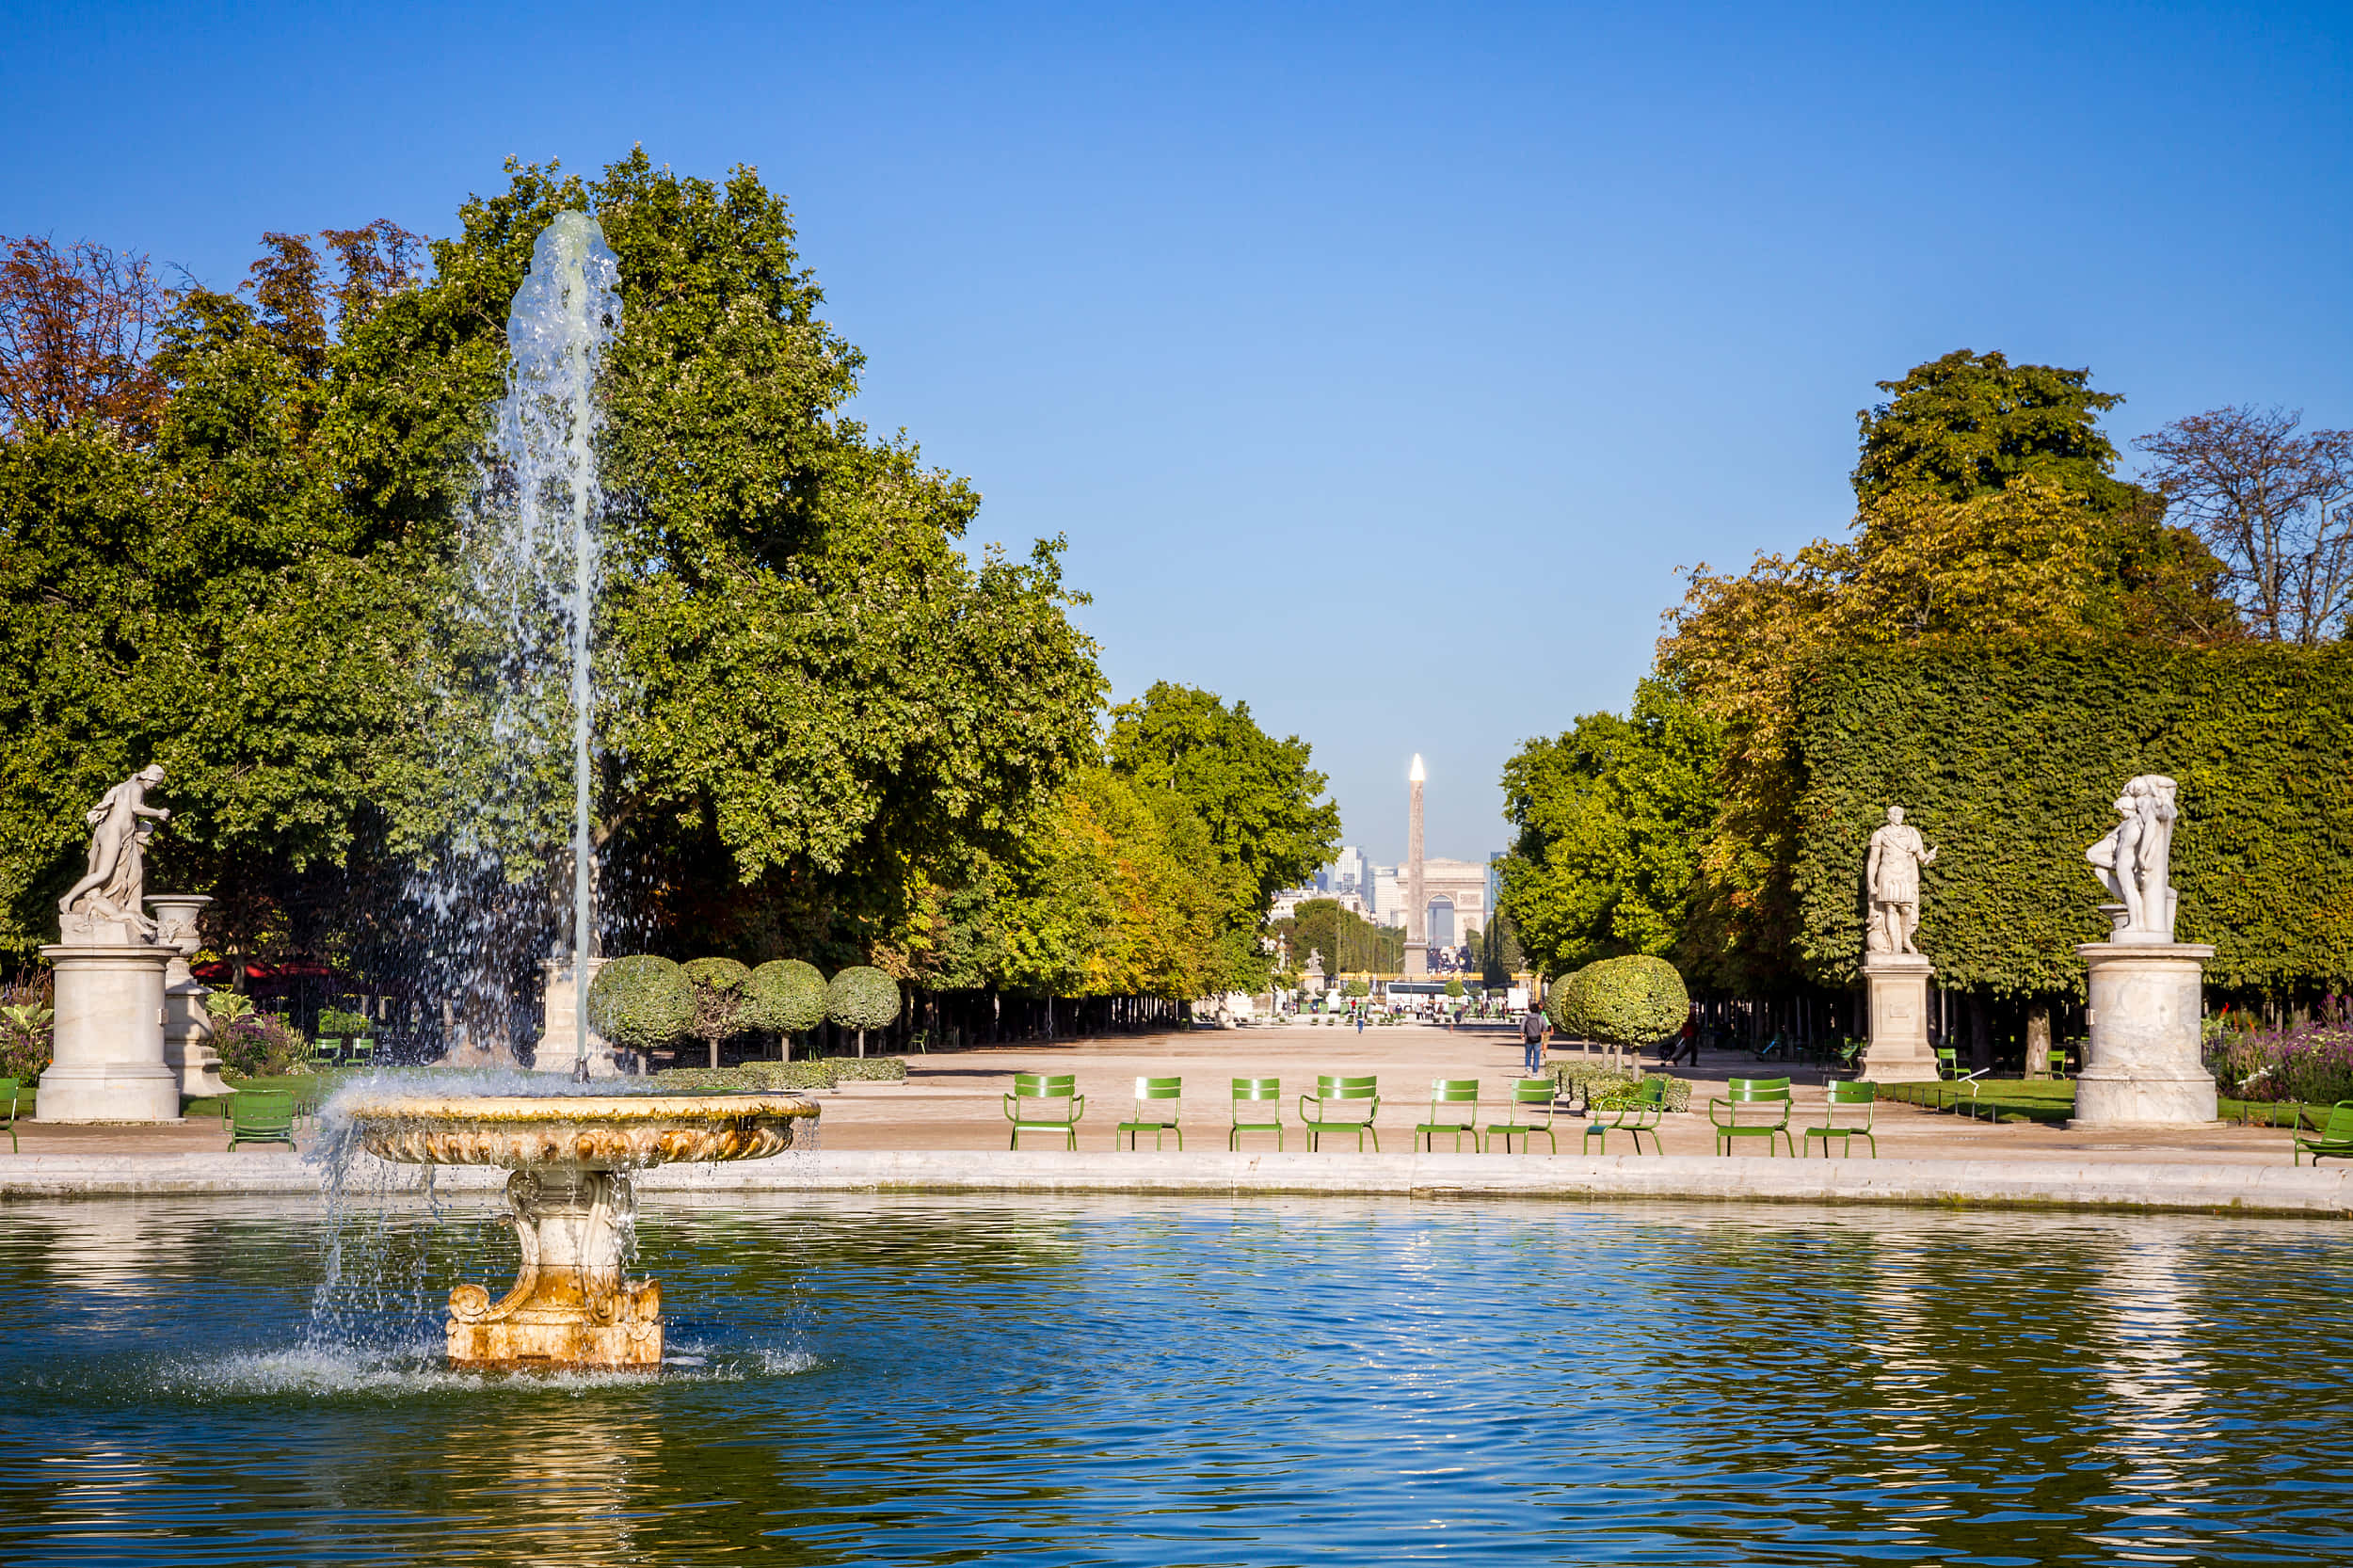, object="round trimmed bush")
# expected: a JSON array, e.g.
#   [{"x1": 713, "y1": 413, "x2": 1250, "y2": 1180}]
[
  {"x1": 745, "y1": 959, "x2": 827, "y2": 1038},
  {"x1": 1544, "y1": 966, "x2": 1591, "y2": 1036},
  {"x1": 586, "y1": 955, "x2": 695, "y2": 1058},
  {"x1": 679, "y1": 956, "x2": 753, "y2": 1069},
  {"x1": 825, "y1": 966, "x2": 901, "y2": 1057},
  {"x1": 1574, "y1": 955, "x2": 1689, "y2": 1048}
]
